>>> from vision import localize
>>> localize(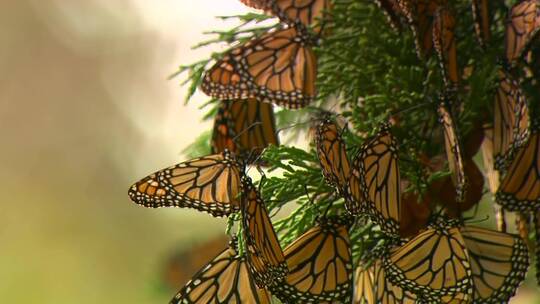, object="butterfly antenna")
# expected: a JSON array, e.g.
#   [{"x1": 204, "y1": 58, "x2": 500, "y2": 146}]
[
  {"x1": 338, "y1": 120, "x2": 350, "y2": 138},
  {"x1": 244, "y1": 146, "x2": 270, "y2": 175},
  {"x1": 388, "y1": 101, "x2": 432, "y2": 121},
  {"x1": 303, "y1": 185, "x2": 318, "y2": 211},
  {"x1": 464, "y1": 214, "x2": 490, "y2": 224},
  {"x1": 256, "y1": 164, "x2": 266, "y2": 180},
  {"x1": 276, "y1": 119, "x2": 313, "y2": 135},
  {"x1": 245, "y1": 149, "x2": 257, "y2": 165},
  {"x1": 232, "y1": 121, "x2": 263, "y2": 143},
  {"x1": 316, "y1": 102, "x2": 341, "y2": 118},
  {"x1": 267, "y1": 200, "x2": 283, "y2": 217},
  {"x1": 321, "y1": 195, "x2": 338, "y2": 218},
  {"x1": 468, "y1": 197, "x2": 483, "y2": 219},
  {"x1": 304, "y1": 185, "x2": 330, "y2": 220},
  {"x1": 276, "y1": 105, "x2": 344, "y2": 137},
  {"x1": 257, "y1": 170, "x2": 267, "y2": 192}
]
